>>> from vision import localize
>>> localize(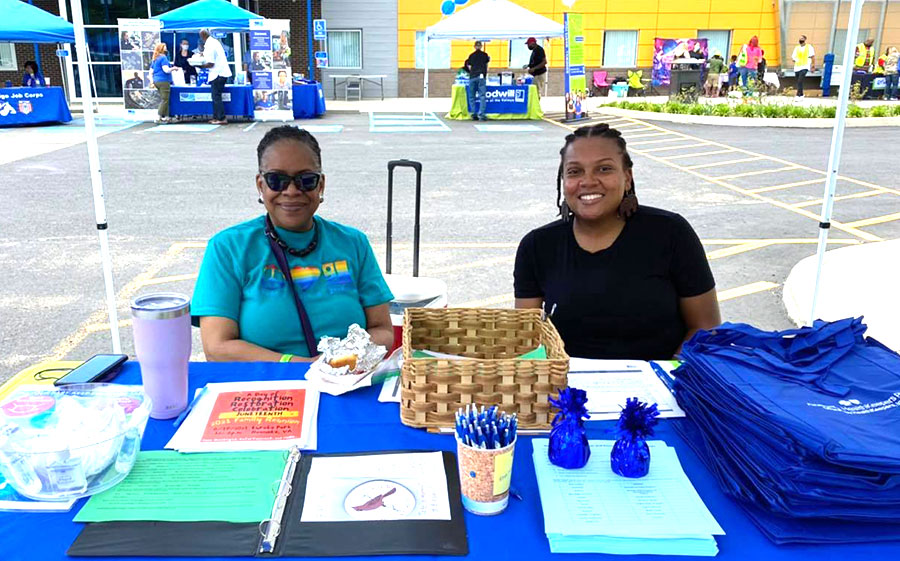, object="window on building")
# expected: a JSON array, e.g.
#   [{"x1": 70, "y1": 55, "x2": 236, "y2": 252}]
[
  {"x1": 415, "y1": 31, "x2": 450, "y2": 69},
  {"x1": 509, "y1": 39, "x2": 541, "y2": 69},
  {"x1": 0, "y1": 43, "x2": 16, "y2": 72},
  {"x1": 832, "y1": 29, "x2": 871, "y2": 66},
  {"x1": 698, "y1": 30, "x2": 731, "y2": 60},
  {"x1": 327, "y1": 30, "x2": 362, "y2": 69},
  {"x1": 603, "y1": 31, "x2": 638, "y2": 67}
]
